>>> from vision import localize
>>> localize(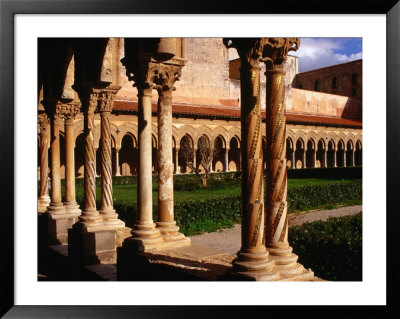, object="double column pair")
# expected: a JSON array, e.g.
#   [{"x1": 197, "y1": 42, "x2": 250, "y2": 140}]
[
  {"x1": 41, "y1": 99, "x2": 81, "y2": 244},
  {"x1": 72, "y1": 83, "x2": 124, "y2": 230},
  {"x1": 122, "y1": 58, "x2": 190, "y2": 251},
  {"x1": 224, "y1": 38, "x2": 314, "y2": 281}
]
